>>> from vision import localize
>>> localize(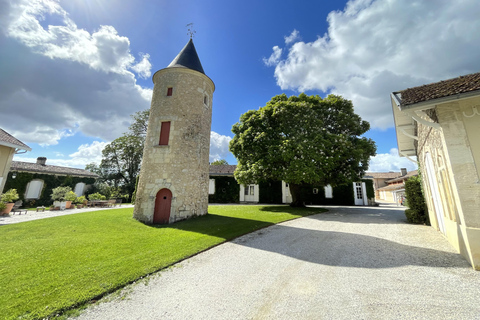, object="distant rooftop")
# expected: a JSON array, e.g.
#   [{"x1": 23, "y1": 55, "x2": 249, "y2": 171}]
[
  {"x1": 397, "y1": 72, "x2": 480, "y2": 106},
  {"x1": 386, "y1": 170, "x2": 418, "y2": 183},
  {"x1": 209, "y1": 164, "x2": 236, "y2": 176},
  {"x1": 364, "y1": 172, "x2": 401, "y2": 180},
  {"x1": 11, "y1": 157, "x2": 98, "y2": 178}
]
